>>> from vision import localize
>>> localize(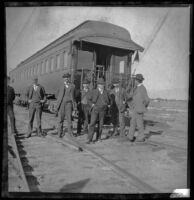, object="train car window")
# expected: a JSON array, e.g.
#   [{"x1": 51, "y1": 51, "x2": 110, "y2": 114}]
[
  {"x1": 46, "y1": 59, "x2": 50, "y2": 73},
  {"x1": 63, "y1": 51, "x2": 68, "y2": 68},
  {"x1": 30, "y1": 67, "x2": 33, "y2": 77},
  {"x1": 33, "y1": 65, "x2": 36, "y2": 76},
  {"x1": 77, "y1": 50, "x2": 93, "y2": 70},
  {"x1": 111, "y1": 54, "x2": 128, "y2": 80},
  {"x1": 56, "y1": 54, "x2": 61, "y2": 69},
  {"x1": 28, "y1": 67, "x2": 30, "y2": 78},
  {"x1": 32, "y1": 66, "x2": 34, "y2": 76},
  {"x1": 21, "y1": 71, "x2": 23, "y2": 80},
  {"x1": 41, "y1": 62, "x2": 45, "y2": 74},
  {"x1": 35, "y1": 65, "x2": 38, "y2": 75},
  {"x1": 37, "y1": 63, "x2": 40, "y2": 75},
  {"x1": 51, "y1": 57, "x2": 54, "y2": 71},
  {"x1": 38, "y1": 63, "x2": 42, "y2": 75}
]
